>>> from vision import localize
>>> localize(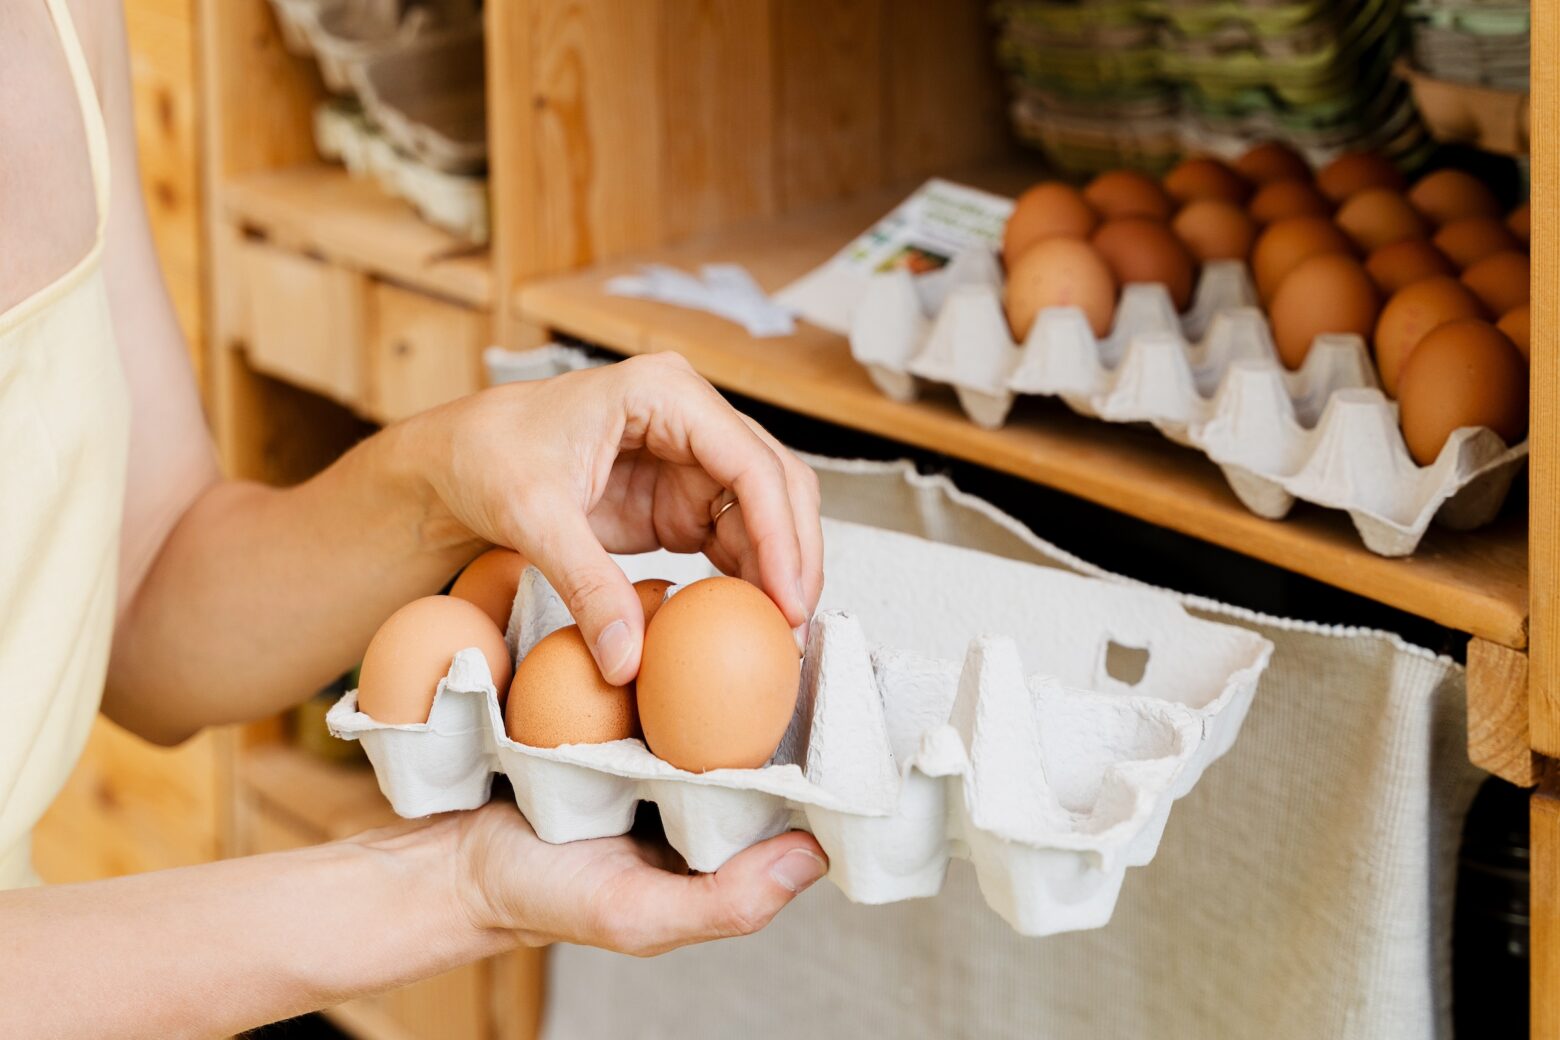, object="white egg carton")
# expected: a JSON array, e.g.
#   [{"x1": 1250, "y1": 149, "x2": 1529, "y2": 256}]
[
  {"x1": 329, "y1": 516, "x2": 1271, "y2": 937},
  {"x1": 850, "y1": 249, "x2": 1528, "y2": 556}
]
